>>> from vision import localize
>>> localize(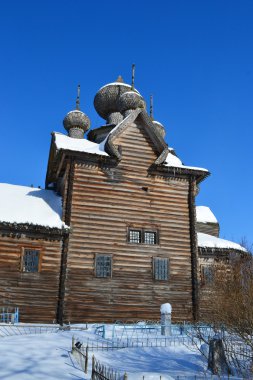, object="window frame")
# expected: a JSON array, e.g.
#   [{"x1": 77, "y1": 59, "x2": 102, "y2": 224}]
[
  {"x1": 201, "y1": 265, "x2": 214, "y2": 286},
  {"x1": 153, "y1": 257, "x2": 169, "y2": 281},
  {"x1": 21, "y1": 247, "x2": 42, "y2": 273},
  {"x1": 95, "y1": 254, "x2": 113, "y2": 279},
  {"x1": 128, "y1": 228, "x2": 159, "y2": 245}
]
